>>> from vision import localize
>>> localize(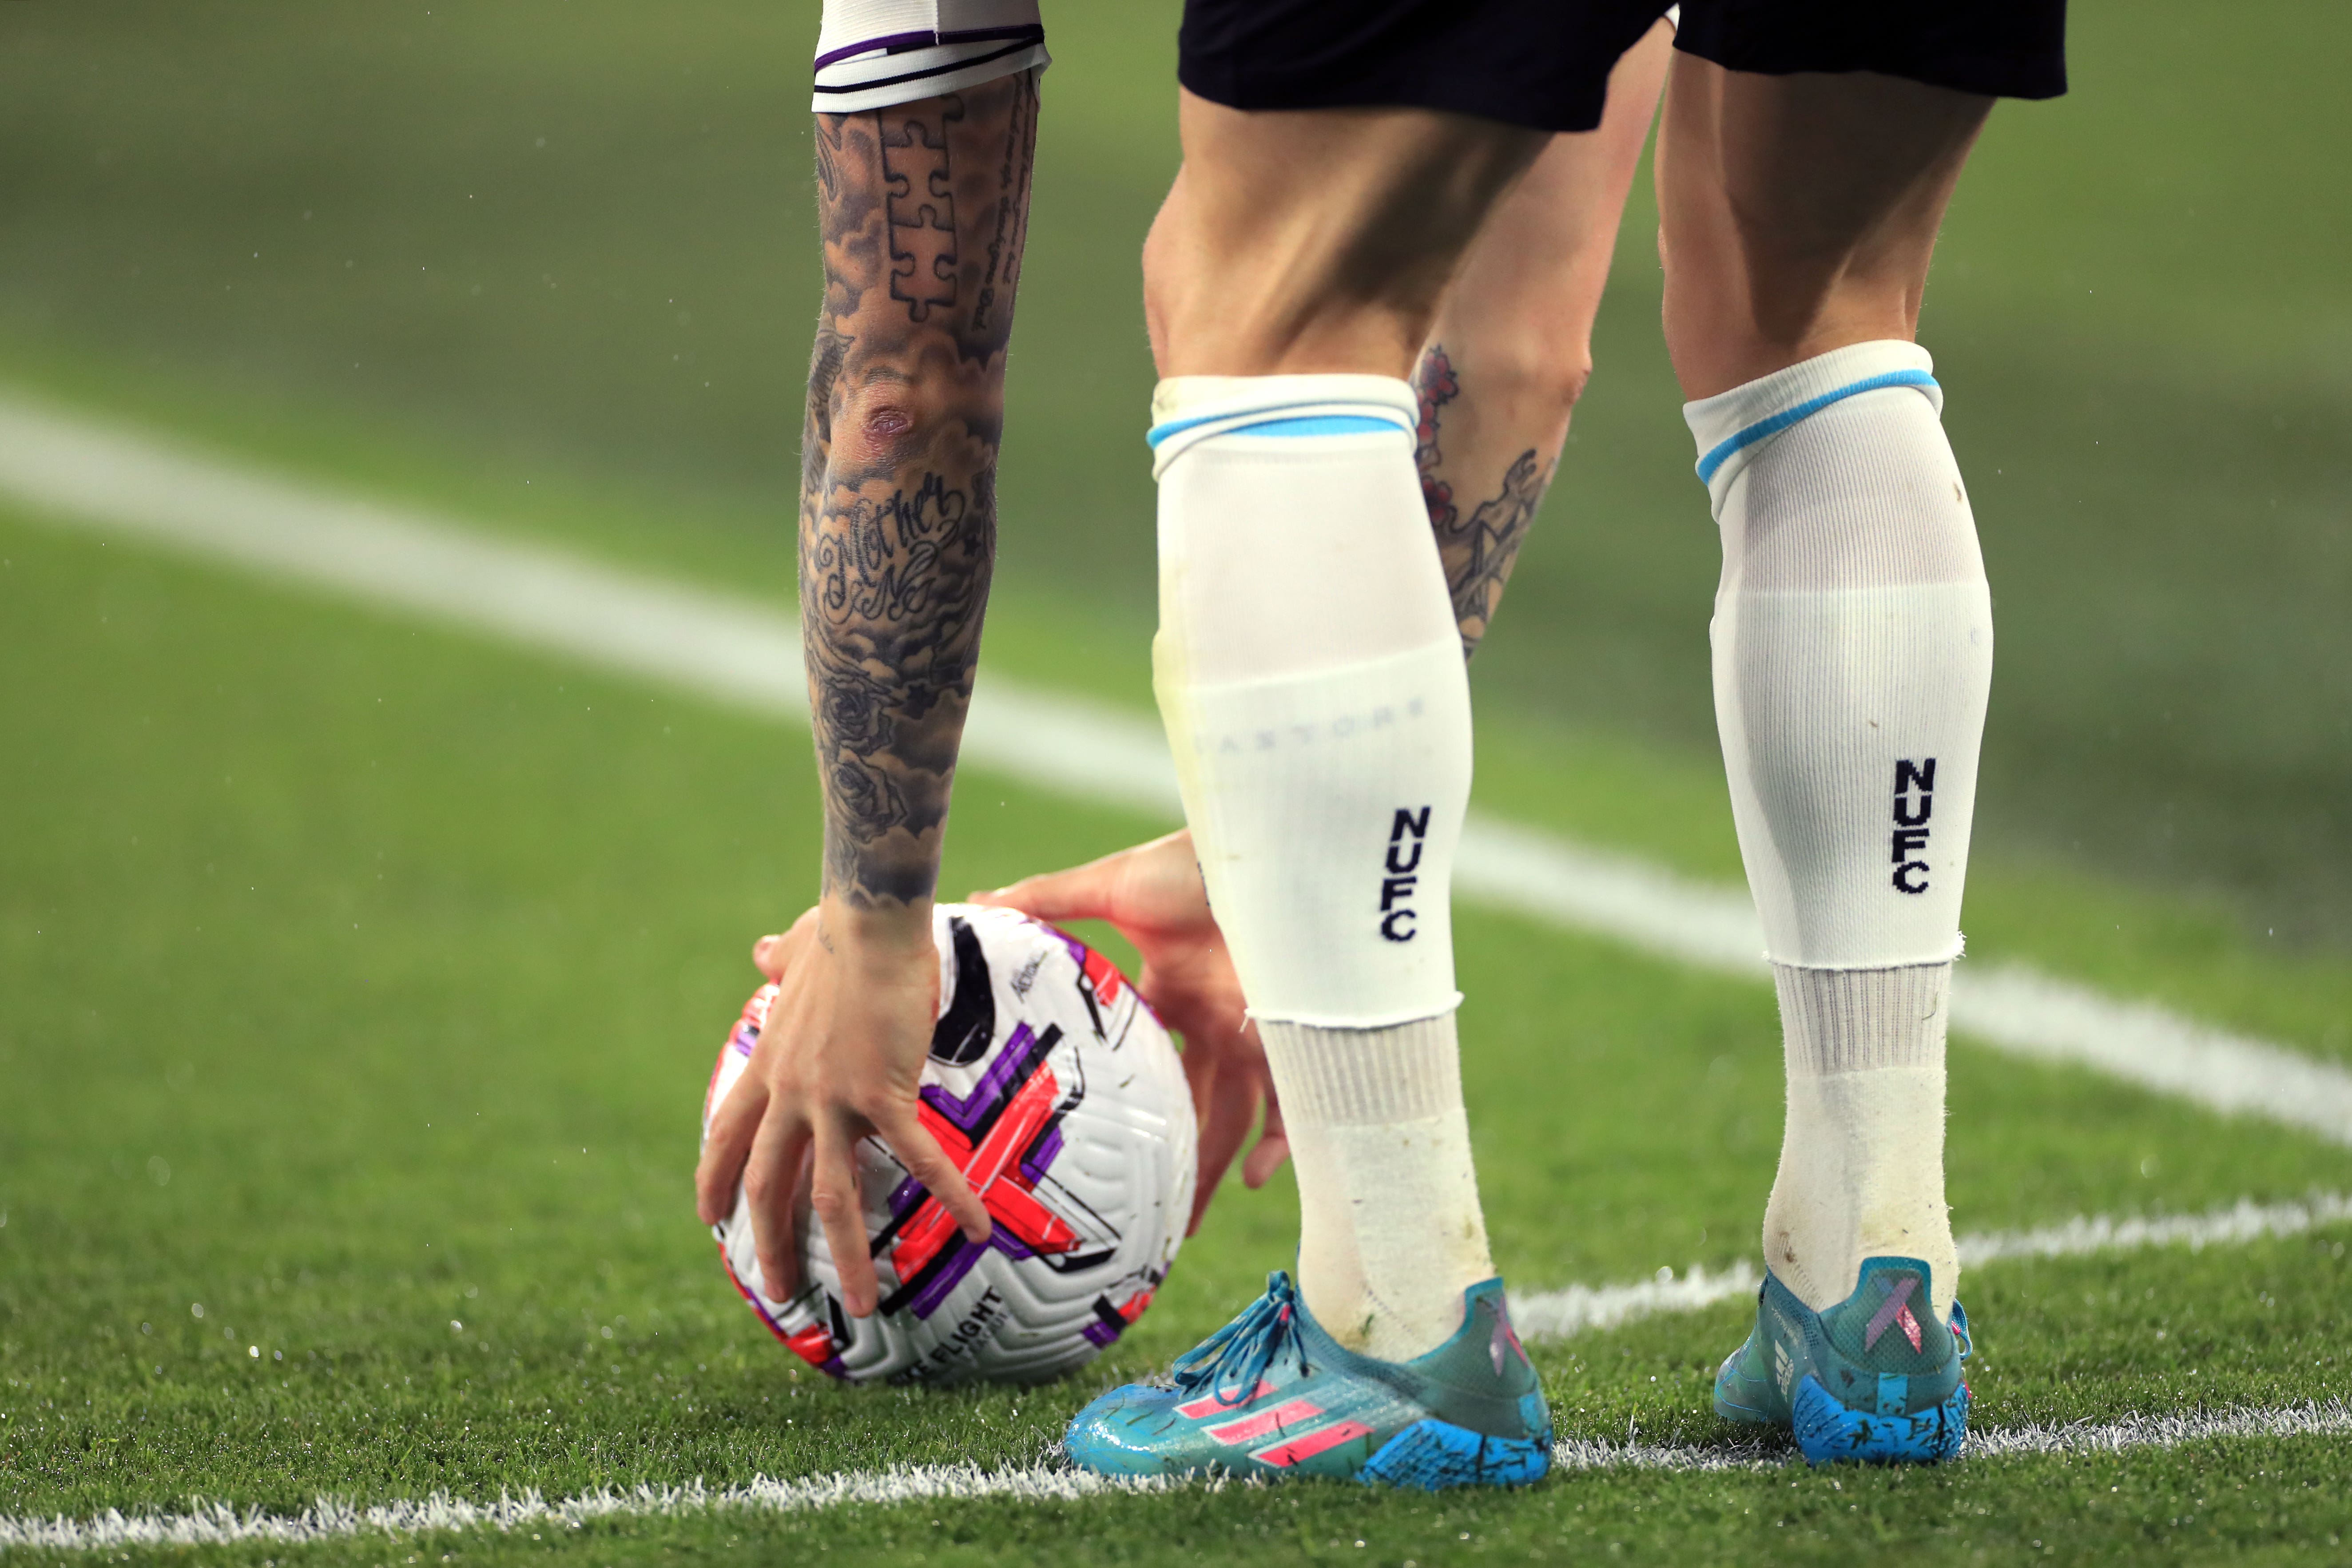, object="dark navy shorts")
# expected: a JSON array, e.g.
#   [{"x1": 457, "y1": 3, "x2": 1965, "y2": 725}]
[{"x1": 1177, "y1": 0, "x2": 2067, "y2": 135}]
